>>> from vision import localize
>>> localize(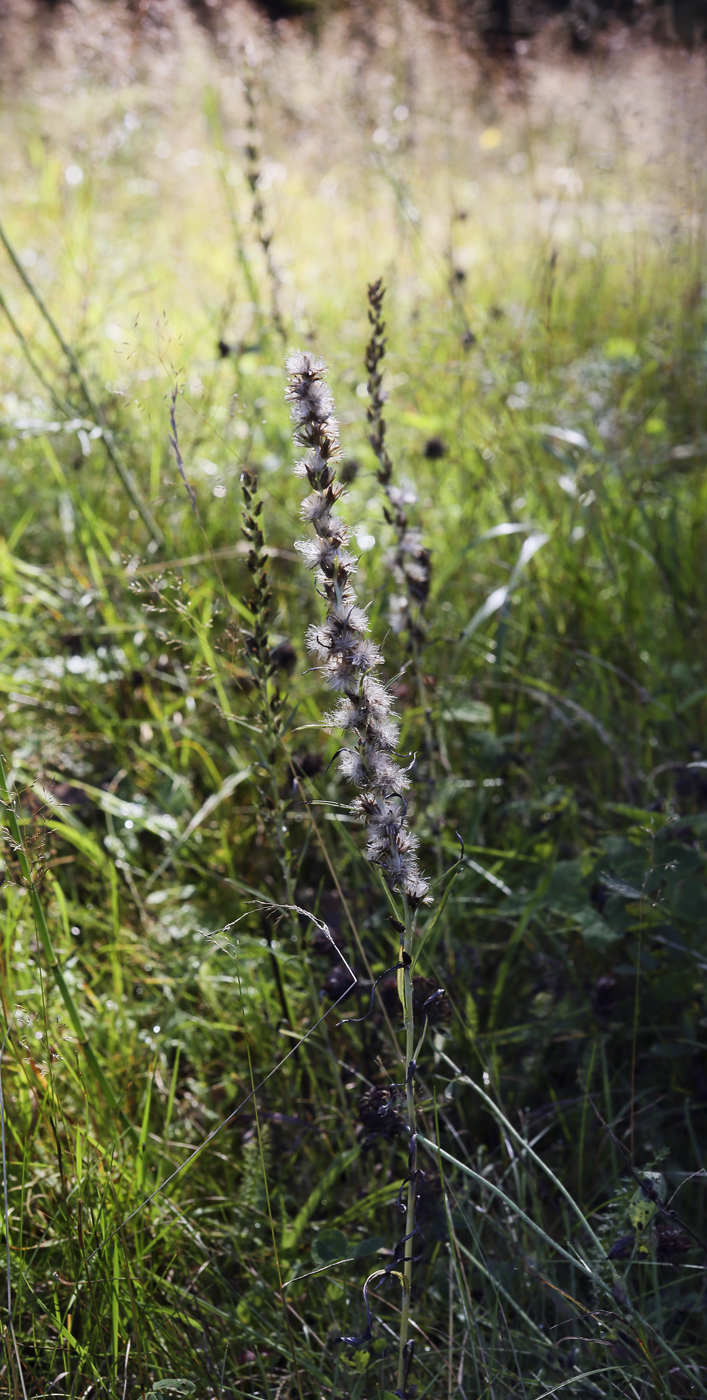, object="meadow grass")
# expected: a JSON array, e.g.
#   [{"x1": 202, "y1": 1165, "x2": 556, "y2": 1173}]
[{"x1": 1, "y1": 7, "x2": 707, "y2": 1397}]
